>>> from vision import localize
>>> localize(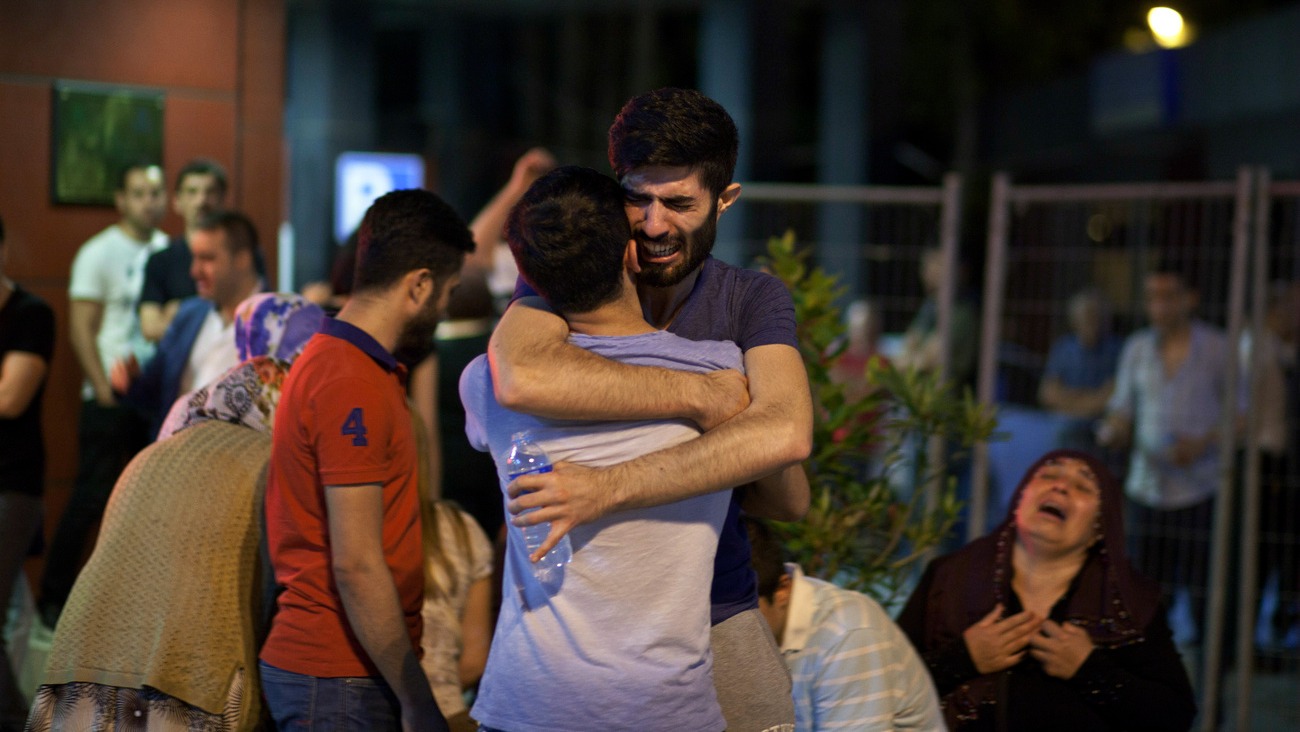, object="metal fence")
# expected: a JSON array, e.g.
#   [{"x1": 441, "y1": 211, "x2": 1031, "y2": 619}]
[
  {"x1": 736, "y1": 175, "x2": 964, "y2": 381},
  {"x1": 1230, "y1": 172, "x2": 1300, "y2": 731},
  {"x1": 728, "y1": 170, "x2": 1297, "y2": 729},
  {"x1": 733, "y1": 175, "x2": 966, "y2": 534},
  {"x1": 974, "y1": 168, "x2": 1299, "y2": 730}
]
